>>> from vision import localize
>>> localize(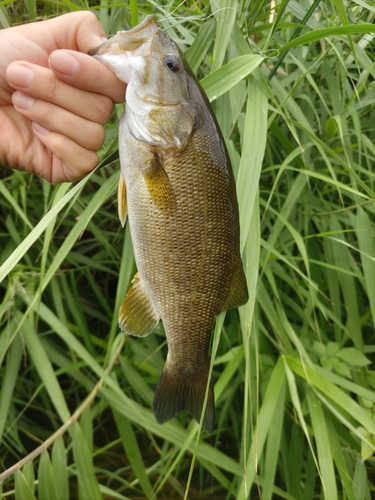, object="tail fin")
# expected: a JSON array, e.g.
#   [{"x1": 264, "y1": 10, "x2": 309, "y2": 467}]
[{"x1": 153, "y1": 369, "x2": 215, "y2": 434}]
